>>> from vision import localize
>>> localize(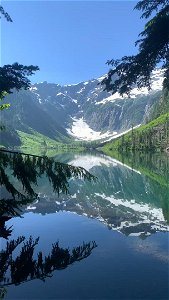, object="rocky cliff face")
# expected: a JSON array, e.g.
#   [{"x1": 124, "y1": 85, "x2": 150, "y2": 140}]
[{"x1": 149, "y1": 88, "x2": 169, "y2": 121}]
